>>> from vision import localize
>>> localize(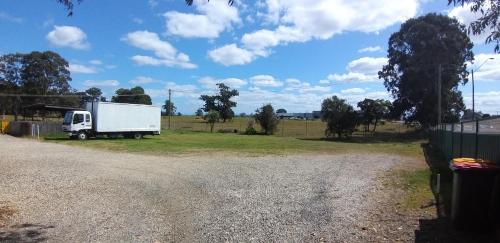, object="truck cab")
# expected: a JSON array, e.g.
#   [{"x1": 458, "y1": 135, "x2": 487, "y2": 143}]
[{"x1": 62, "y1": 111, "x2": 92, "y2": 139}]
